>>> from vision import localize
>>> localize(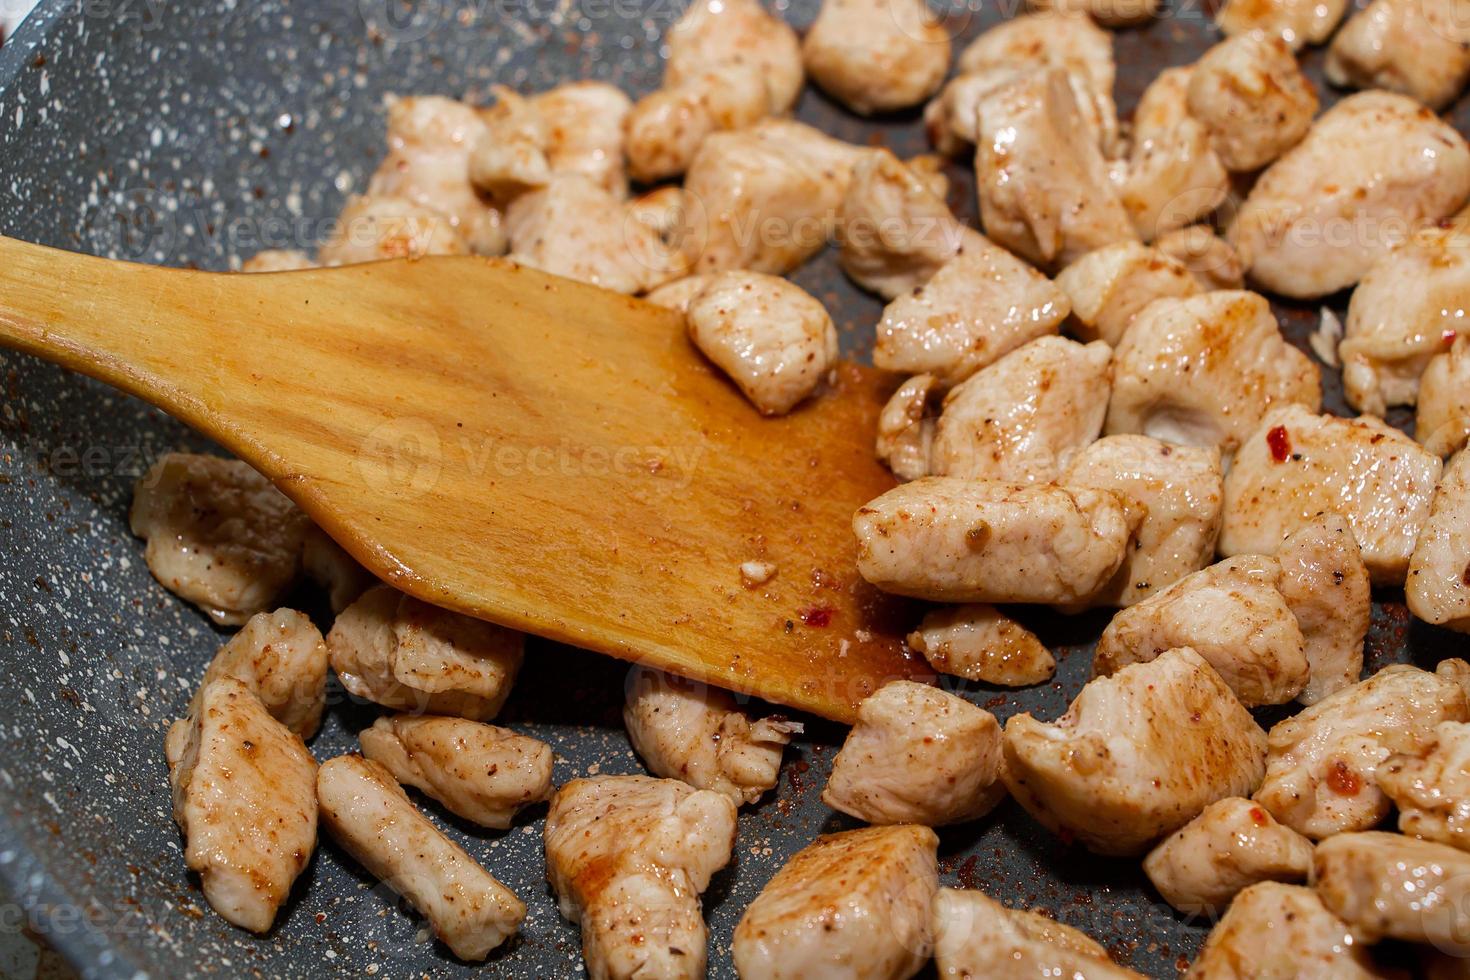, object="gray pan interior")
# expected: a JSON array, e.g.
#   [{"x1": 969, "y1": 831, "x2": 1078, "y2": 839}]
[{"x1": 0, "y1": 1, "x2": 1464, "y2": 977}]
